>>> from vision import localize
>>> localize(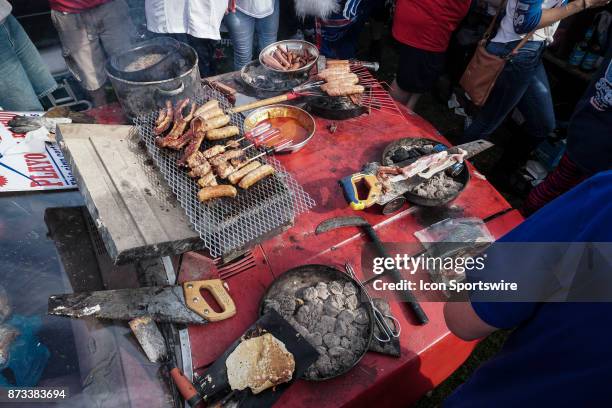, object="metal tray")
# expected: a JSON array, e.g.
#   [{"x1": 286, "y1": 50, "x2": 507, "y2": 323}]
[{"x1": 133, "y1": 86, "x2": 315, "y2": 257}]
